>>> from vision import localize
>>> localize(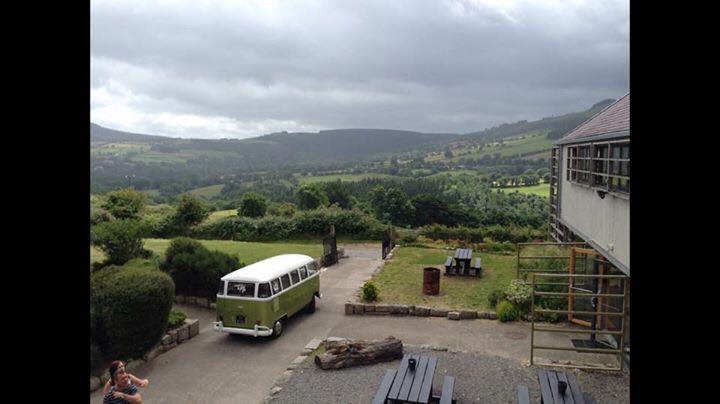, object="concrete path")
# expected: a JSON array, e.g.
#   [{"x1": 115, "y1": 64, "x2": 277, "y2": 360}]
[
  {"x1": 90, "y1": 244, "x2": 384, "y2": 404},
  {"x1": 91, "y1": 245, "x2": 619, "y2": 403}
]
